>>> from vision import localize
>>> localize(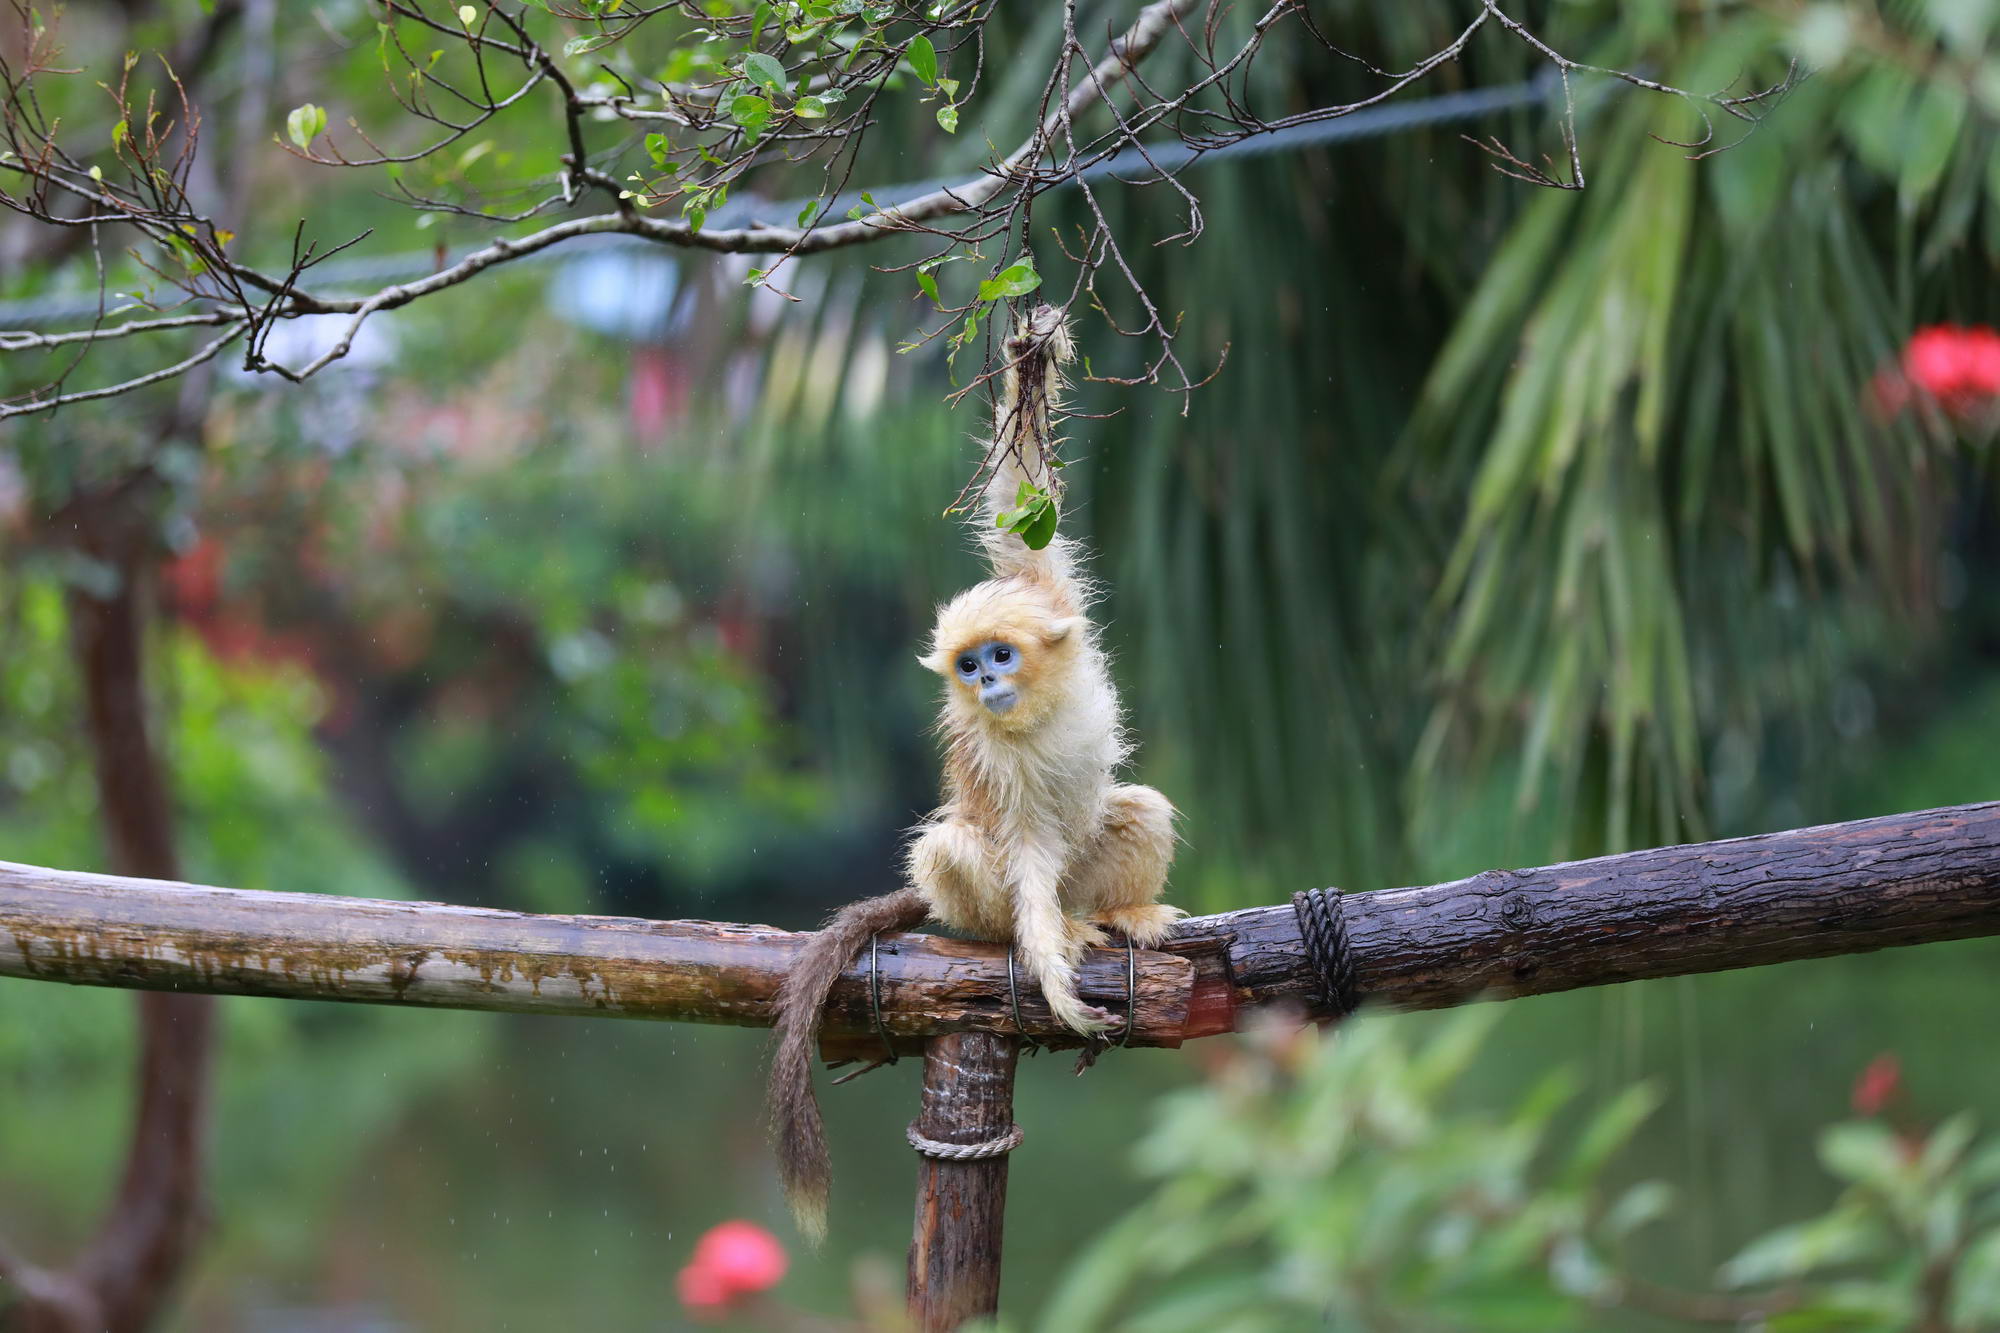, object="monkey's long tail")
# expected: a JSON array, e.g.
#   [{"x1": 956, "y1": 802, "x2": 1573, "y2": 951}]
[{"x1": 769, "y1": 886, "x2": 931, "y2": 1245}]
